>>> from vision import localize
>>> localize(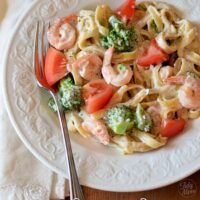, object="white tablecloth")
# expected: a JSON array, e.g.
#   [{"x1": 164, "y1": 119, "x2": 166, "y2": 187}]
[{"x1": 0, "y1": 1, "x2": 68, "y2": 199}]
